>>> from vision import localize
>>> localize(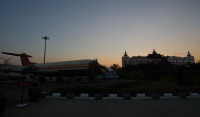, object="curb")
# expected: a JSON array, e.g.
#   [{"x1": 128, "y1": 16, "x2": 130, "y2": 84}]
[{"x1": 41, "y1": 92, "x2": 200, "y2": 100}]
